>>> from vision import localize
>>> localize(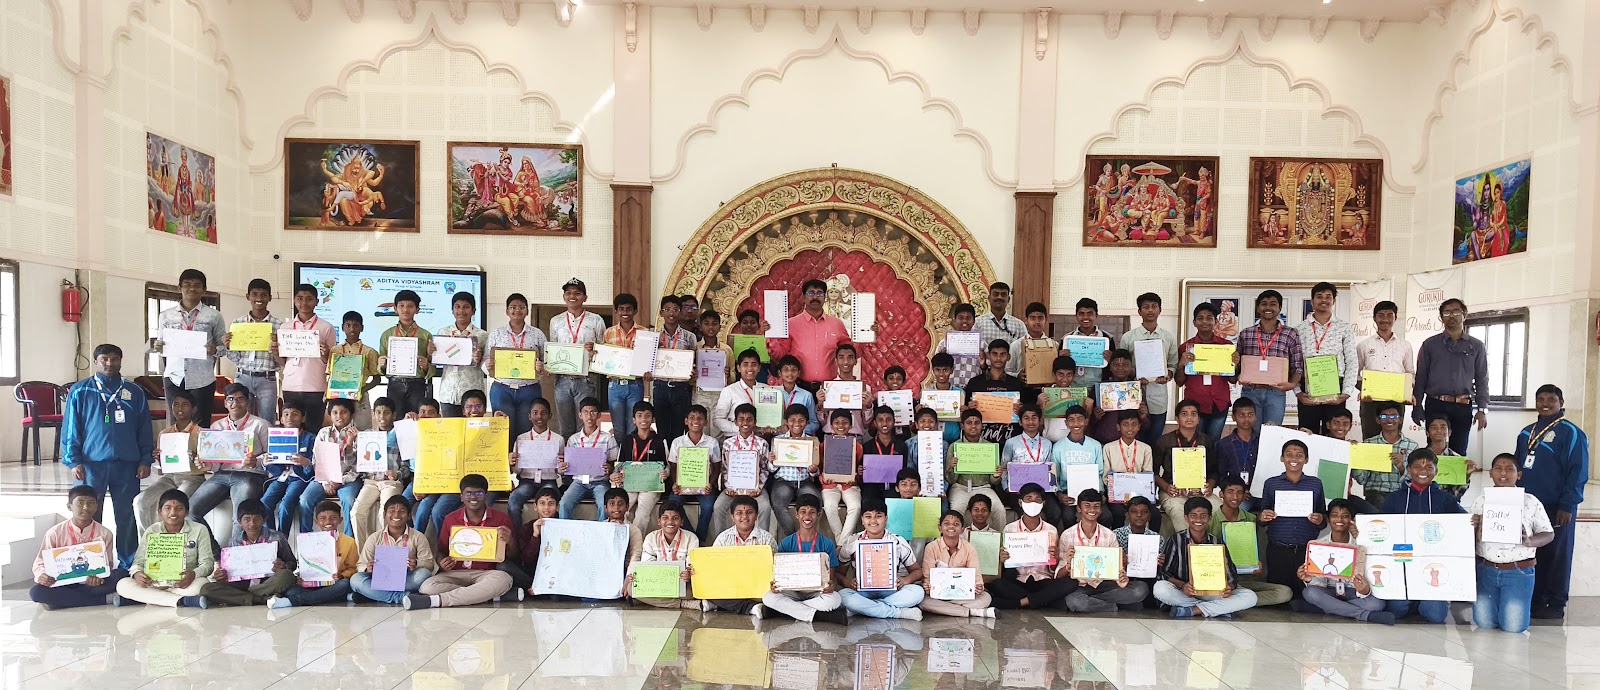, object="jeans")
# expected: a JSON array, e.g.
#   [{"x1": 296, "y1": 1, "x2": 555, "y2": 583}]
[
  {"x1": 199, "y1": 570, "x2": 294, "y2": 606},
  {"x1": 1198, "y1": 411, "x2": 1228, "y2": 442},
  {"x1": 1302, "y1": 583, "x2": 1387, "y2": 621},
  {"x1": 351, "y1": 569, "x2": 434, "y2": 605},
  {"x1": 1061, "y1": 580, "x2": 1149, "y2": 612},
  {"x1": 554, "y1": 376, "x2": 595, "y2": 438},
  {"x1": 189, "y1": 471, "x2": 266, "y2": 535},
  {"x1": 766, "y1": 477, "x2": 822, "y2": 539},
  {"x1": 1241, "y1": 387, "x2": 1286, "y2": 429},
  {"x1": 491, "y1": 382, "x2": 542, "y2": 440},
  {"x1": 672, "y1": 489, "x2": 717, "y2": 541},
  {"x1": 652, "y1": 381, "x2": 692, "y2": 442},
  {"x1": 30, "y1": 569, "x2": 127, "y2": 609},
  {"x1": 839, "y1": 584, "x2": 925, "y2": 619},
  {"x1": 387, "y1": 377, "x2": 429, "y2": 419},
  {"x1": 77, "y1": 461, "x2": 144, "y2": 568},
  {"x1": 283, "y1": 578, "x2": 357, "y2": 606},
  {"x1": 298, "y1": 479, "x2": 364, "y2": 534},
  {"x1": 559, "y1": 480, "x2": 608, "y2": 520},
  {"x1": 608, "y1": 379, "x2": 645, "y2": 439},
  {"x1": 1422, "y1": 399, "x2": 1473, "y2": 455},
  {"x1": 164, "y1": 379, "x2": 215, "y2": 428},
  {"x1": 235, "y1": 373, "x2": 278, "y2": 422},
  {"x1": 1385, "y1": 598, "x2": 1451, "y2": 623},
  {"x1": 1153, "y1": 580, "x2": 1259, "y2": 616},
  {"x1": 262, "y1": 477, "x2": 311, "y2": 532},
  {"x1": 1475, "y1": 562, "x2": 1536, "y2": 633},
  {"x1": 508, "y1": 477, "x2": 560, "y2": 529},
  {"x1": 1138, "y1": 412, "x2": 1167, "y2": 447},
  {"x1": 1535, "y1": 504, "x2": 1576, "y2": 611},
  {"x1": 411, "y1": 491, "x2": 461, "y2": 534}
]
